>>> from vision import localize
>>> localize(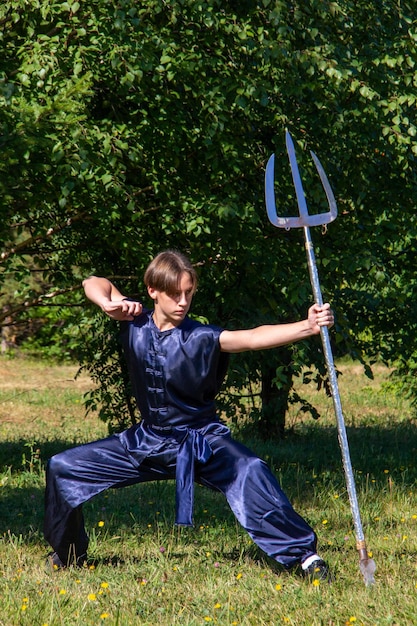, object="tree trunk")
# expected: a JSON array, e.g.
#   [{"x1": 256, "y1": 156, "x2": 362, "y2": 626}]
[{"x1": 258, "y1": 354, "x2": 293, "y2": 440}]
